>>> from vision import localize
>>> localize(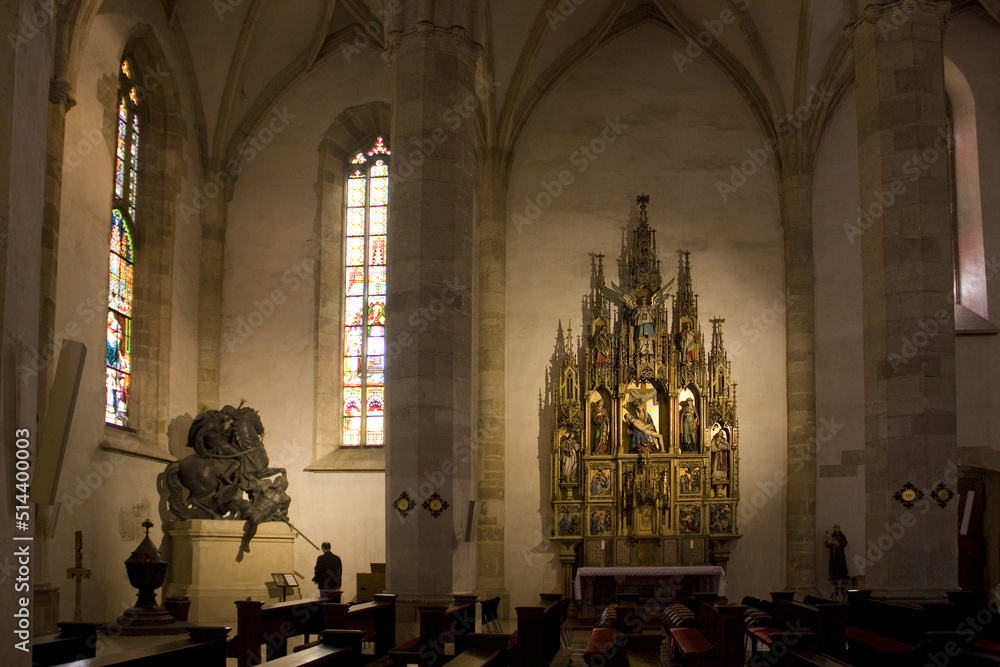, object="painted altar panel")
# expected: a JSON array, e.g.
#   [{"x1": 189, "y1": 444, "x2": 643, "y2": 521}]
[{"x1": 548, "y1": 196, "x2": 742, "y2": 590}]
